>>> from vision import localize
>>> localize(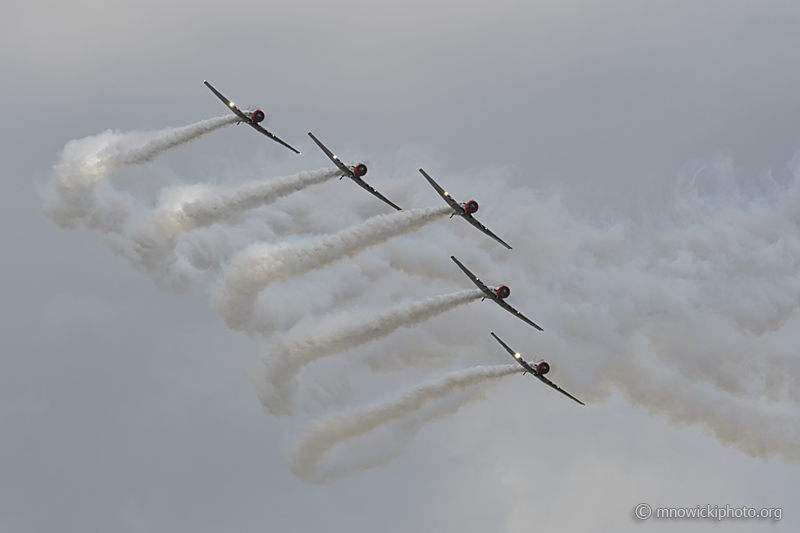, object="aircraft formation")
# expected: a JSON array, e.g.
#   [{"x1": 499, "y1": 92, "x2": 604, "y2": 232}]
[{"x1": 204, "y1": 80, "x2": 583, "y2": 406}]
